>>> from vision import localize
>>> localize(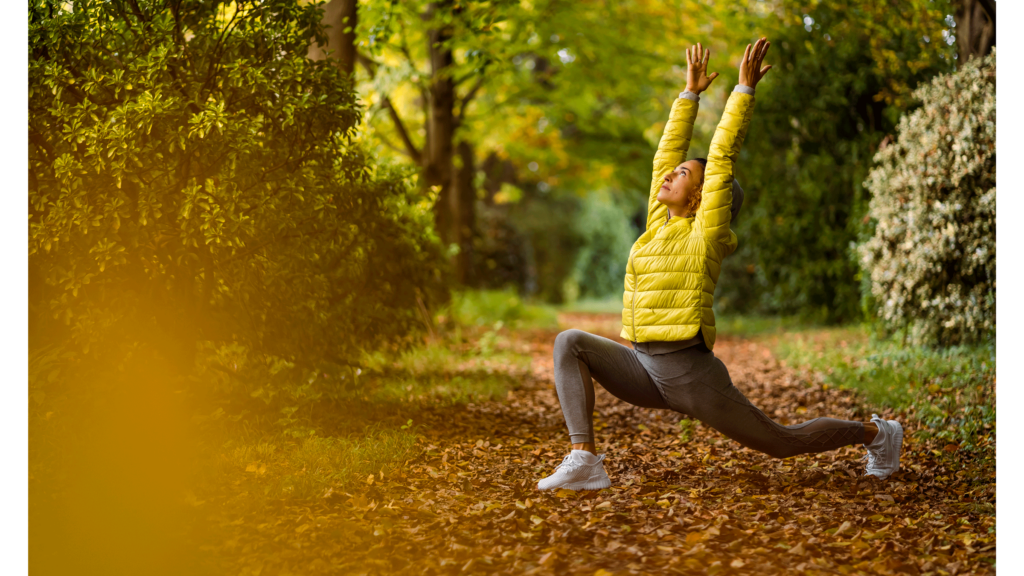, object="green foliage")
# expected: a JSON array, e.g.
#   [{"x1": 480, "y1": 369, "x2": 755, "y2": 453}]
[
  {"x1": 771, "y1": 327, "x2": 994, "y2": 452},
  {"x1": 569, "y1": 192, "x2": 637, "y2": 300},
  {"x1": 446, "y1": 289, "x2": 558, "y2": 330},
  {"x1": 858, "y1": 52, "x2": 995, "y2": 346},
  {"x1": 719, "y1": 0, "x2": 956, "y2": 322},
  {"x1": 28, "y1": 0, "x2": 446, "y2": 373},
  {"x1": 475, "y1": 188, "x2": 635, "y2": 304},
  {"x1": 677, "y1": 418, "x2": 695, "y2": 443}
]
